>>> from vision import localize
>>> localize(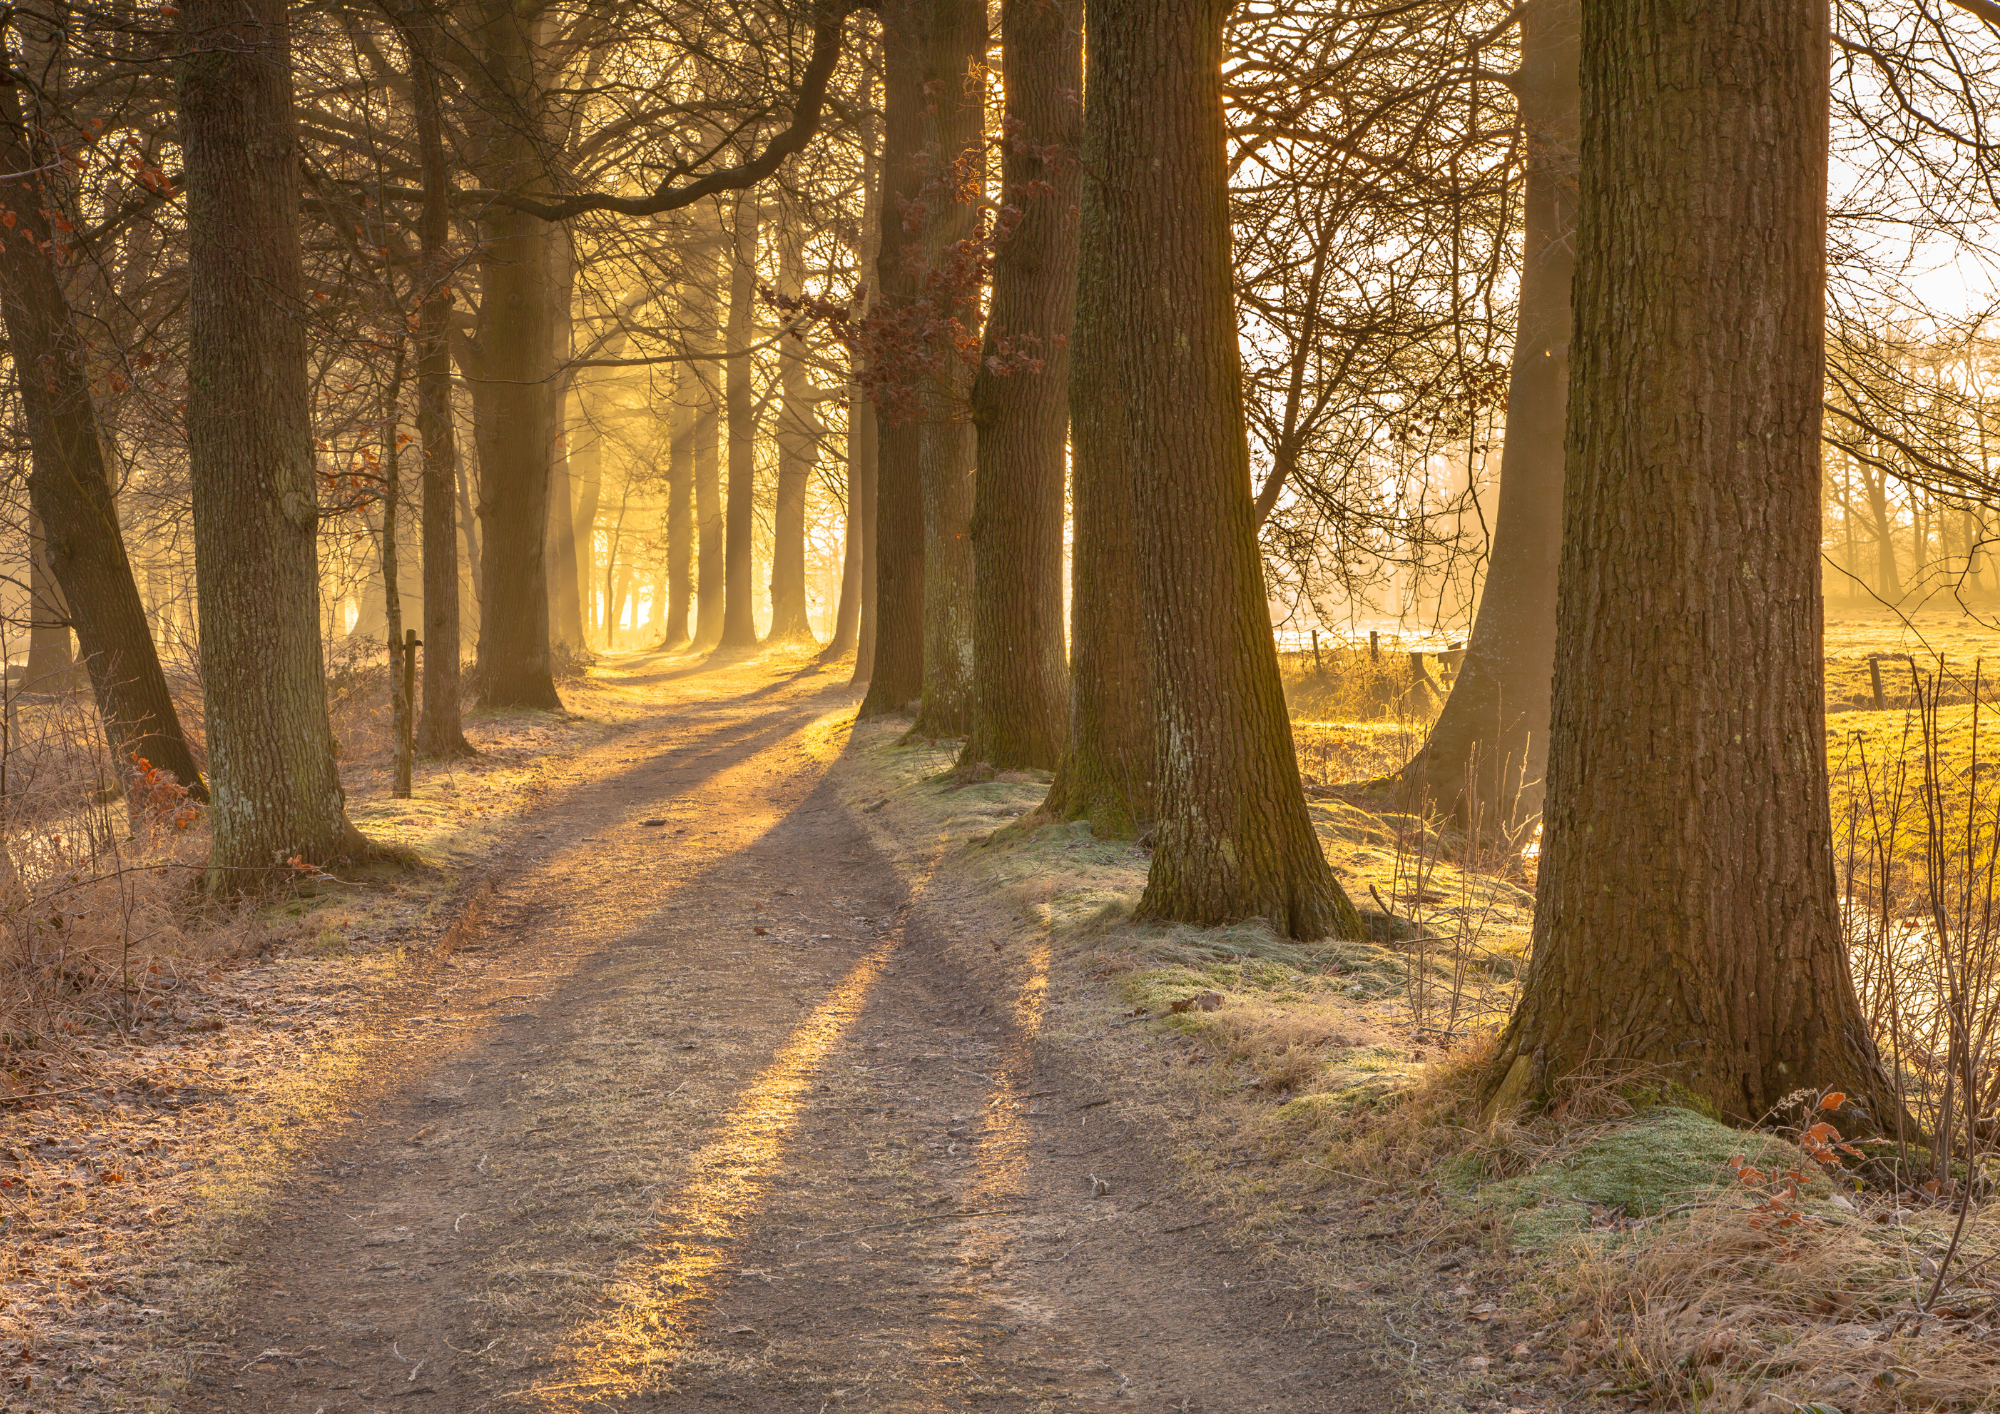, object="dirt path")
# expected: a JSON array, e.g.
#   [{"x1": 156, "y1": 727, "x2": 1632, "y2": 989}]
[{"x1": 178, "y1": 652, "x2": 1396, "y2": 1414}]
